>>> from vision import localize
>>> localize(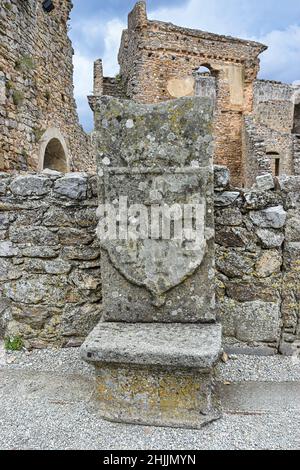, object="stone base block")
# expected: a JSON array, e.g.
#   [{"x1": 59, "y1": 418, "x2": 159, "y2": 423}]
[
  {"x1": 94, "y1": 363, "x2": 220, "y2": 429},
  {"x1": 81, "y1": 322, "x2": 222, "y2": 429}
]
